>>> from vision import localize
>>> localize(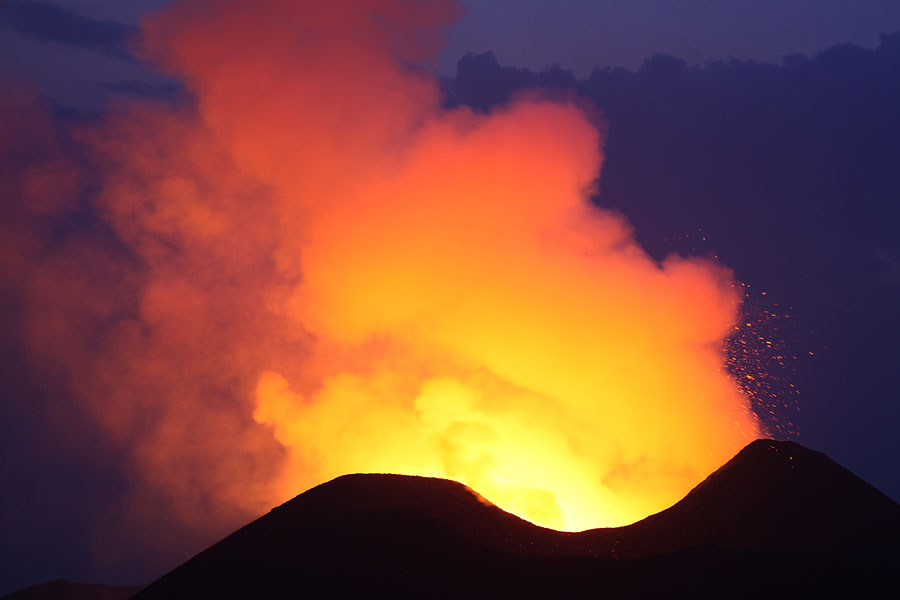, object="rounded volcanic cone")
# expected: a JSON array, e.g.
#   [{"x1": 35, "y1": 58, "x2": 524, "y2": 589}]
[{"x1": 130, "y1": 475, "x2": 553, "y2": 599}]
